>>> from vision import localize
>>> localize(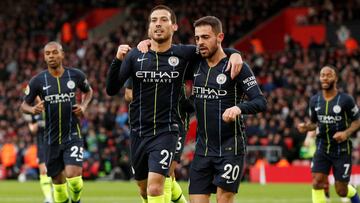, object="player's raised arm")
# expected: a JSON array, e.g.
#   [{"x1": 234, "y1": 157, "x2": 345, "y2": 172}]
[{"x1": 106, "y1": 44, "x2": 132, "y2": 96}]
